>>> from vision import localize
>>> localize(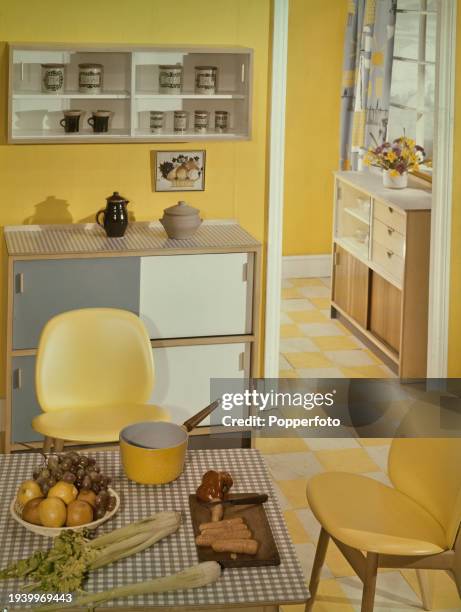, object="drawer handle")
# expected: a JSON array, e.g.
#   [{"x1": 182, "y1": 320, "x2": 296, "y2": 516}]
[
  {"x1": 386, "y1": 250, "x2": 393, "y2": 258},
  {"x1": 387, "y1": 227, "x2": 394, "y2": 236},
  {"x1": 15, "y1": 272, "x2": 24, "y2": 294},
  {"x1": 14, "y1": 368, "x2": 22, "y2": 389}
]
